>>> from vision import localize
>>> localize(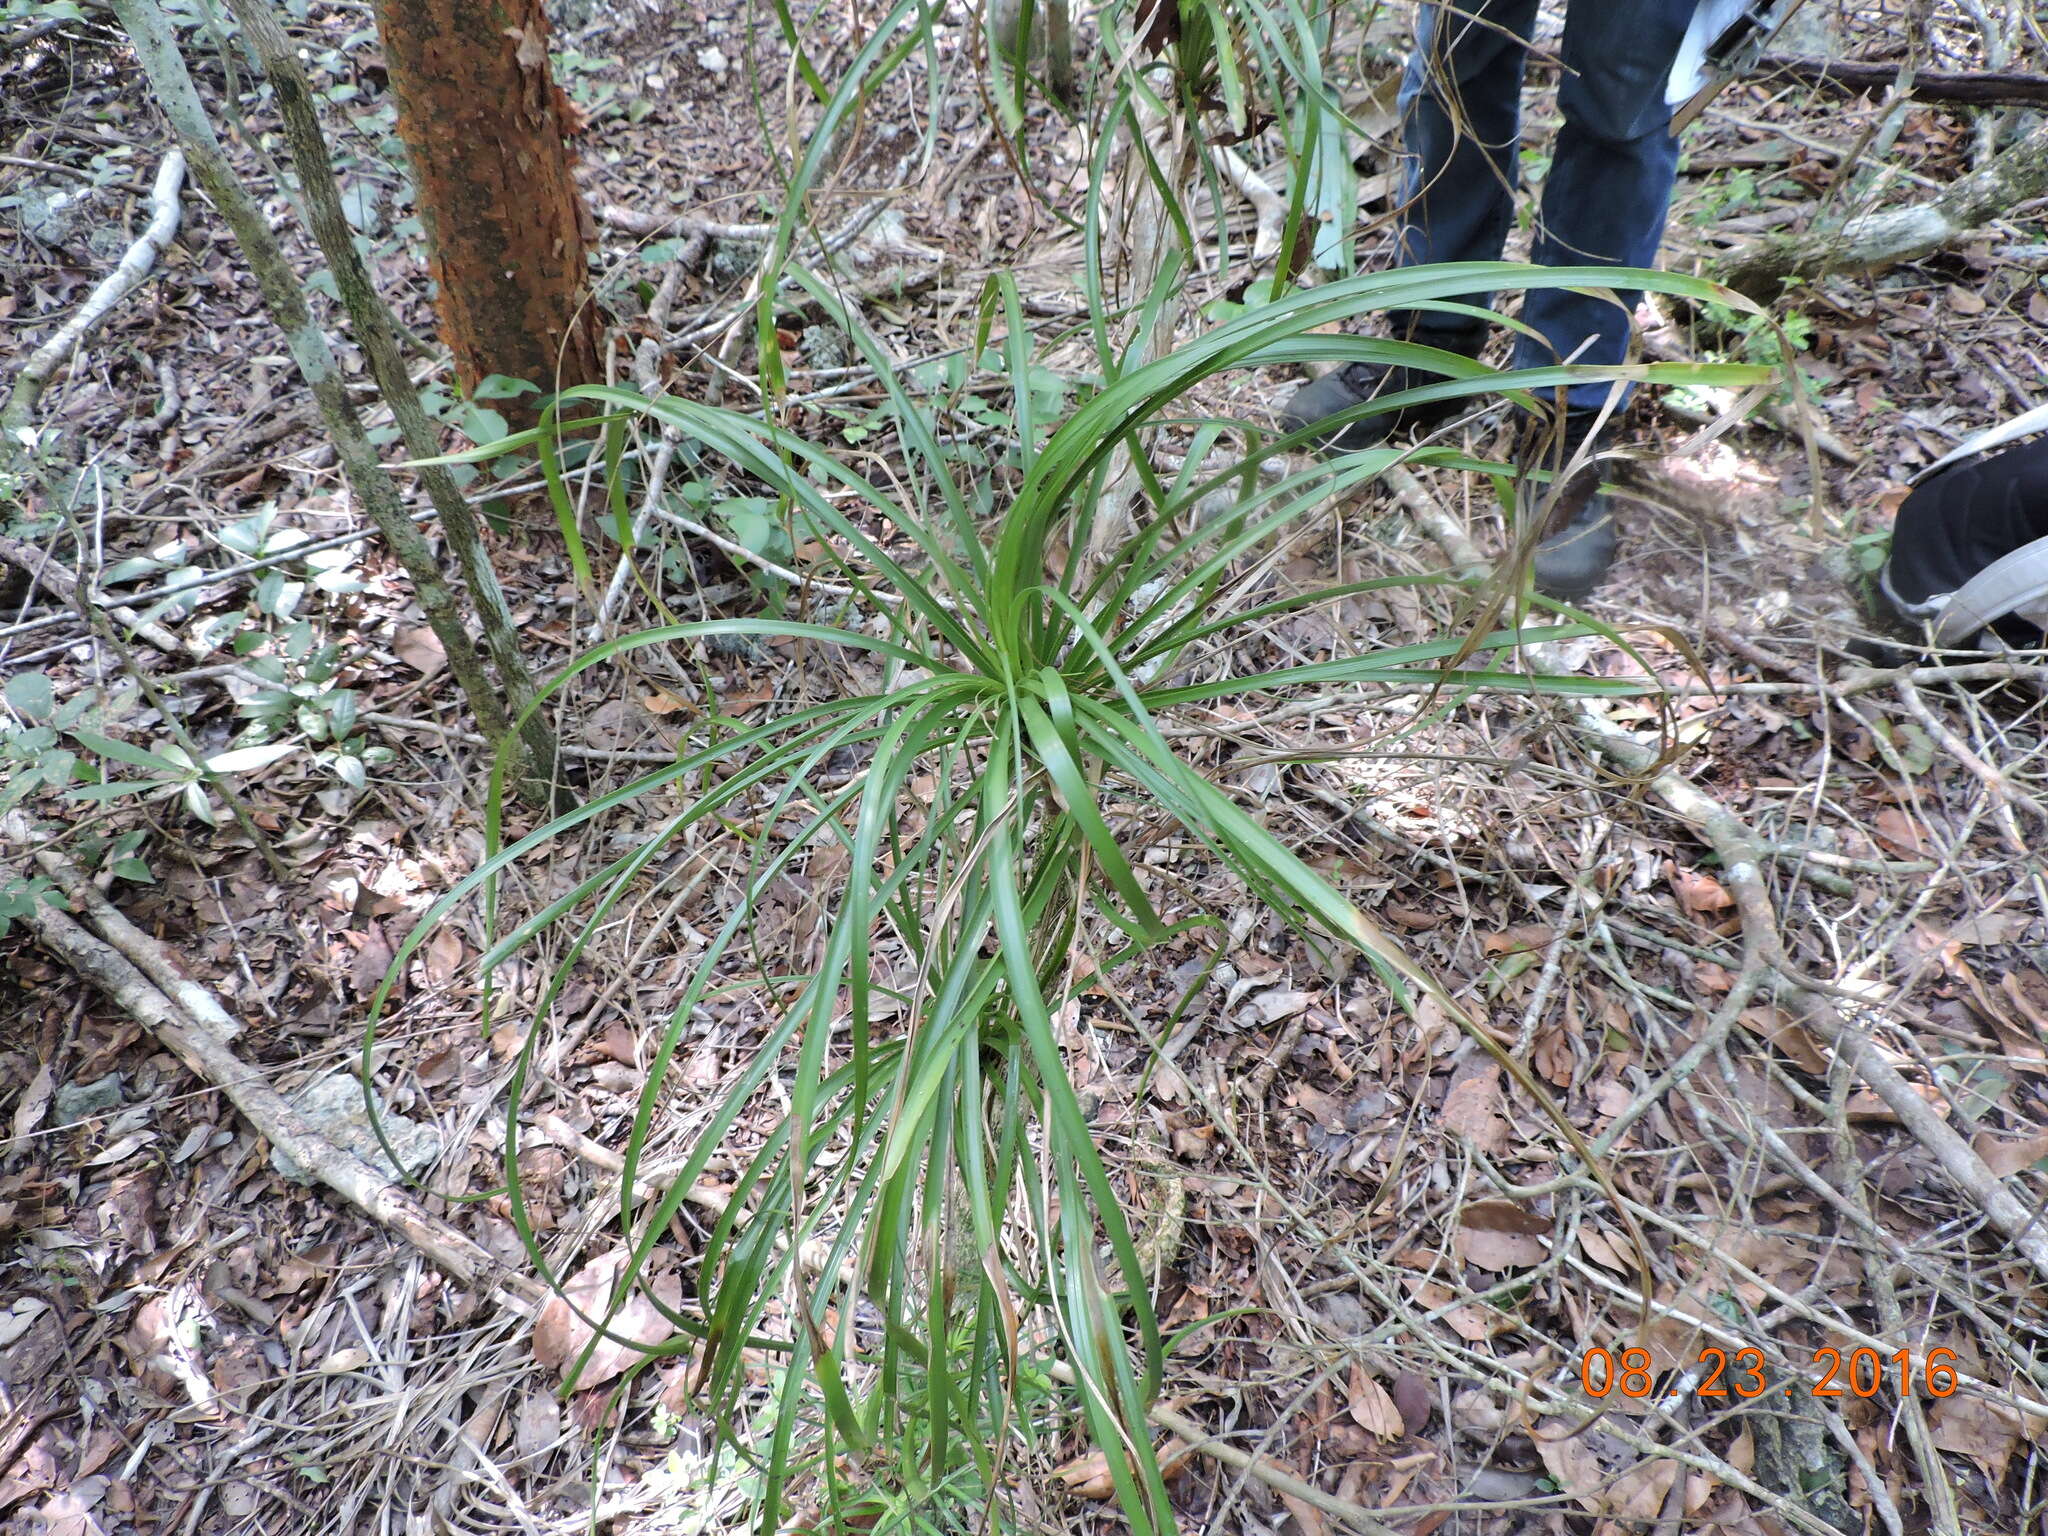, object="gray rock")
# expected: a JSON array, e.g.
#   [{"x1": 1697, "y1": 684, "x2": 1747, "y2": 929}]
[
  {"x1": 707, "y1": 235, "x2": 768, "y2": 288},
  {"x1": 271, "y1": 1073, "x2": 442, "y2": 1185},
  {"x1": 53, "y1": 1074, "x2": 125, "y2": 1124},
  {"x1": 800, "y1": 322, "x2": 851, "y2": 371},
  {"x1": 14, "y1": 183, "x2": 89, "y2": 249}
]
